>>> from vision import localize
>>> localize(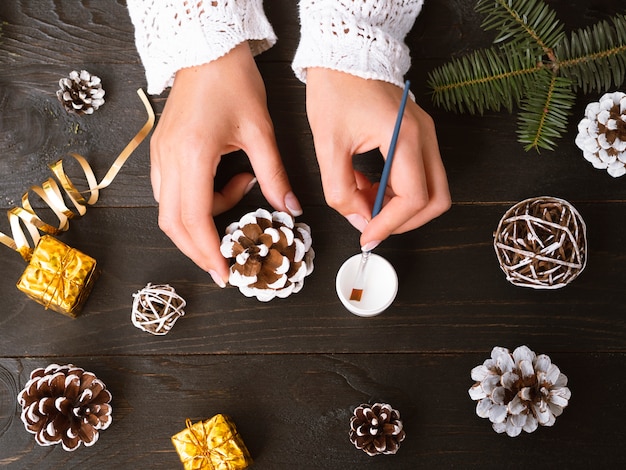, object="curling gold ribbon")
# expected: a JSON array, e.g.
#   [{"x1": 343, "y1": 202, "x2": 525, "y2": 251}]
[{"x1": 0, "y1": 88, "x2": 155, "y2": 261}]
